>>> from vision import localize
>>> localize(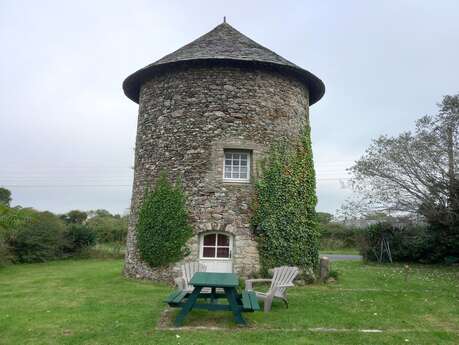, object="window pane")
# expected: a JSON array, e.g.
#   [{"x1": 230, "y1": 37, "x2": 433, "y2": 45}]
[
  {"x1": 217, "y1": 234, "x2": 229, "y2": 246},
  {"x1": 203, "y1": 247, "x2": 215, "y2": 258},
  {"x1": 223, "y1": 151, "x2": 250, "y2": 181},
  {"x1": 217, "y1": 247, "x2": 229, "y2": 258},
  {"x1": 203, "y1": 234, "x2": 216, "y2": 246}
]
